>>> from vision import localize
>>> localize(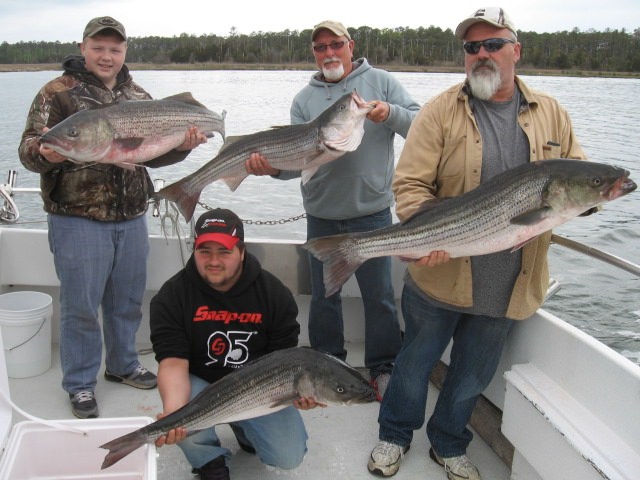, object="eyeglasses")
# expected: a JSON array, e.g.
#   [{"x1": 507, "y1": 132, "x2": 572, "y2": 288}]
[
  {"x1": 312, "y1": 40, "x2": 349, "y2": 53},
  {"x1": 463, "y1": 38, "x2": 515, "y2": 55}
]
